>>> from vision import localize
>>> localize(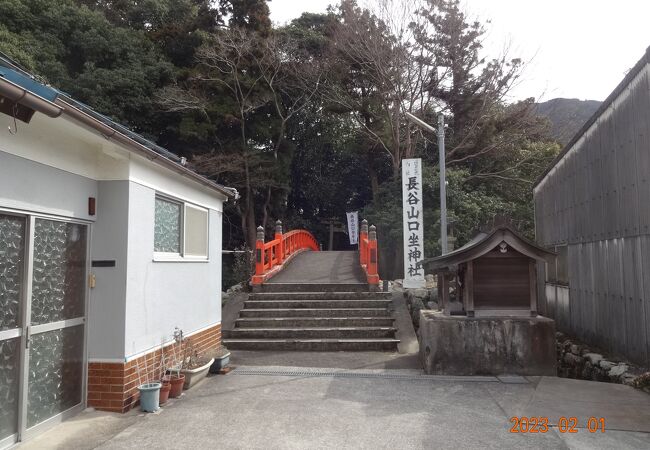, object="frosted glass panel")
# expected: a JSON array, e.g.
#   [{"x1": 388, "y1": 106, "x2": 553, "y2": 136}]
[
  {"x1": 31, "y1": 220, "x2": 87, "y2": 325},
  {"x1": 27, "y1": 325, "x2": 84, "y2": 428},
  {"x1": 154, "y1": 197, "x2": 181, "y2": 253},
  {"x1": 0, "y1": 214, "x2": 25, "y2": 330},
  {"x1": 0, "y1": 338, "x2": 20, "y2": 440},
  {"x1": 184, "y1": 206, "x2": 208, "y2": 257}
]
